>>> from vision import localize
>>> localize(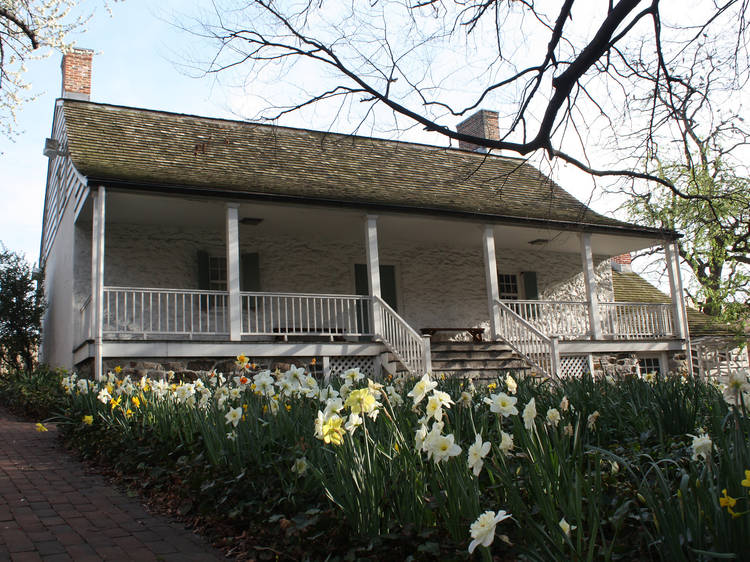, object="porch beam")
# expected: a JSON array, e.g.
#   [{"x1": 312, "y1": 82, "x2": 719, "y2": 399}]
[
  {"x1": 482, "y1": 225, "x2": 501, "y2": 340},
  {"x1": 580, "y1": 233, "x2": 603, "y2": 339},
  {"x1": 91, "y1": 186, "x2": 106, "y2": 381},
  {"x1": 226, "y1": 203, "x2": 242, "y2": 341},
  {"x1": 364, "y1": 215, "x2": 383, "y2": 336}
]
